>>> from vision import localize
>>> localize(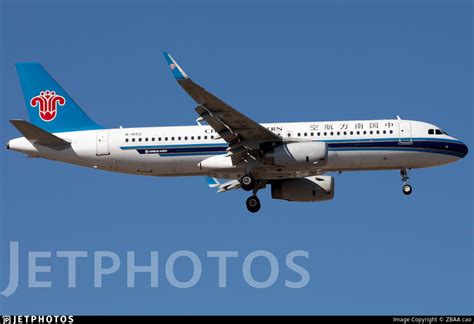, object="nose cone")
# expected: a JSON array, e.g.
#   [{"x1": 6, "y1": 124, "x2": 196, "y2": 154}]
[
  {"x1": 5, "y1": 141, "x2": 10, "y2": 150},
  {"x1": 460, "y1": 142, "x2": 468, "y2": 158}
]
